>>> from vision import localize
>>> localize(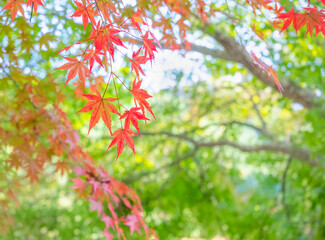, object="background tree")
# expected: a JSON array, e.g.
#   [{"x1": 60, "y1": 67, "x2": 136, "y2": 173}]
[{"x1": 1, "y1": 0, "x2": 325, "y2": 239}]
